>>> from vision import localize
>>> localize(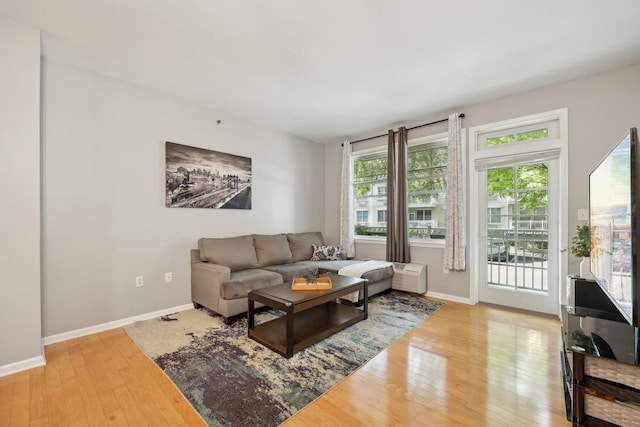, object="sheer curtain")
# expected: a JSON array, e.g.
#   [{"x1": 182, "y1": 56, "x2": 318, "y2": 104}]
[
  {"x1": 339, "y1": 141, "x2": 355, "y2": 258},
  {"x1": 444, "y1": 113, "x2": 466, "y2": 270}
]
